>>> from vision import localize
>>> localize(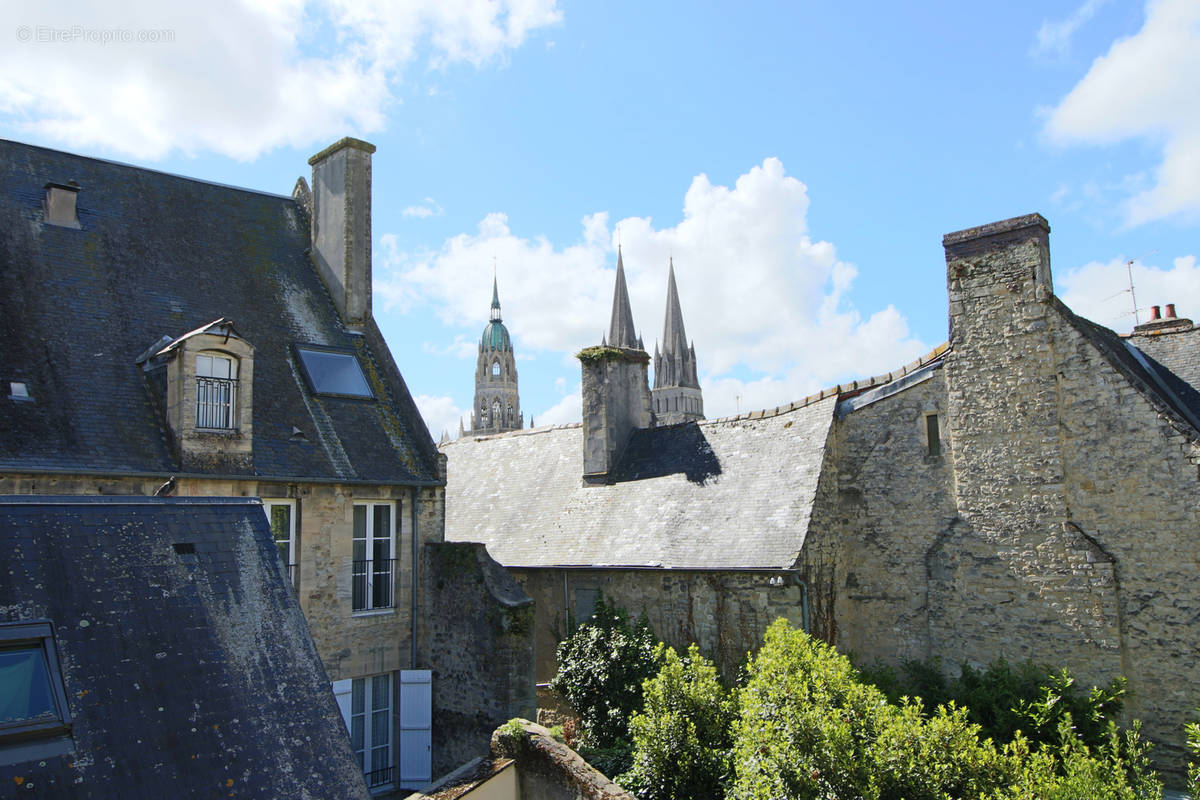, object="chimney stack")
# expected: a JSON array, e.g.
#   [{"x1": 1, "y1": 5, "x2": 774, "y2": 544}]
[
  {"x1": 1150, "y1": 305, "x2": 1162, "y2": 321},
  {"x1": 1166, "y1": 303, "x2": 1177, "y2": 319},
  {"x1": 308, "y1": 138, "x2": 376, "y2": 329},
  {"x1": 579, "y1": 250, "x2": 653, "y2": 483}
]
